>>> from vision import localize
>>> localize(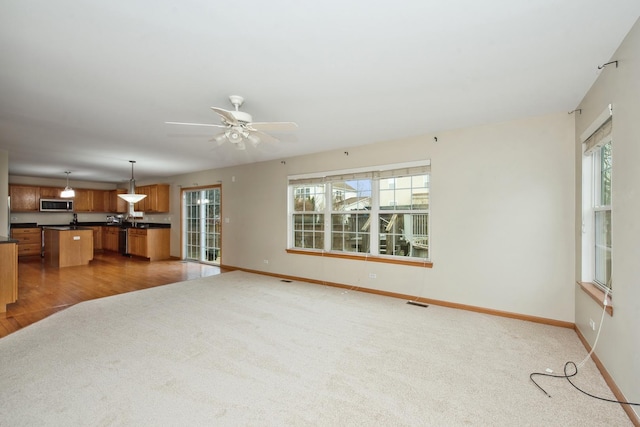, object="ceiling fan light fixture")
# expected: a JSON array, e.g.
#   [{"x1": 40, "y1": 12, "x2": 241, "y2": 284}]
[
  {"x1": 117, "y1": 160, "x2": 148, "y2": 204},
  {"x1": 61, "y1": 171, "x2": 75, "y2": 198},
  {"x1": 226, "y1": 128, "x2": 242, "y2": 142}
]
